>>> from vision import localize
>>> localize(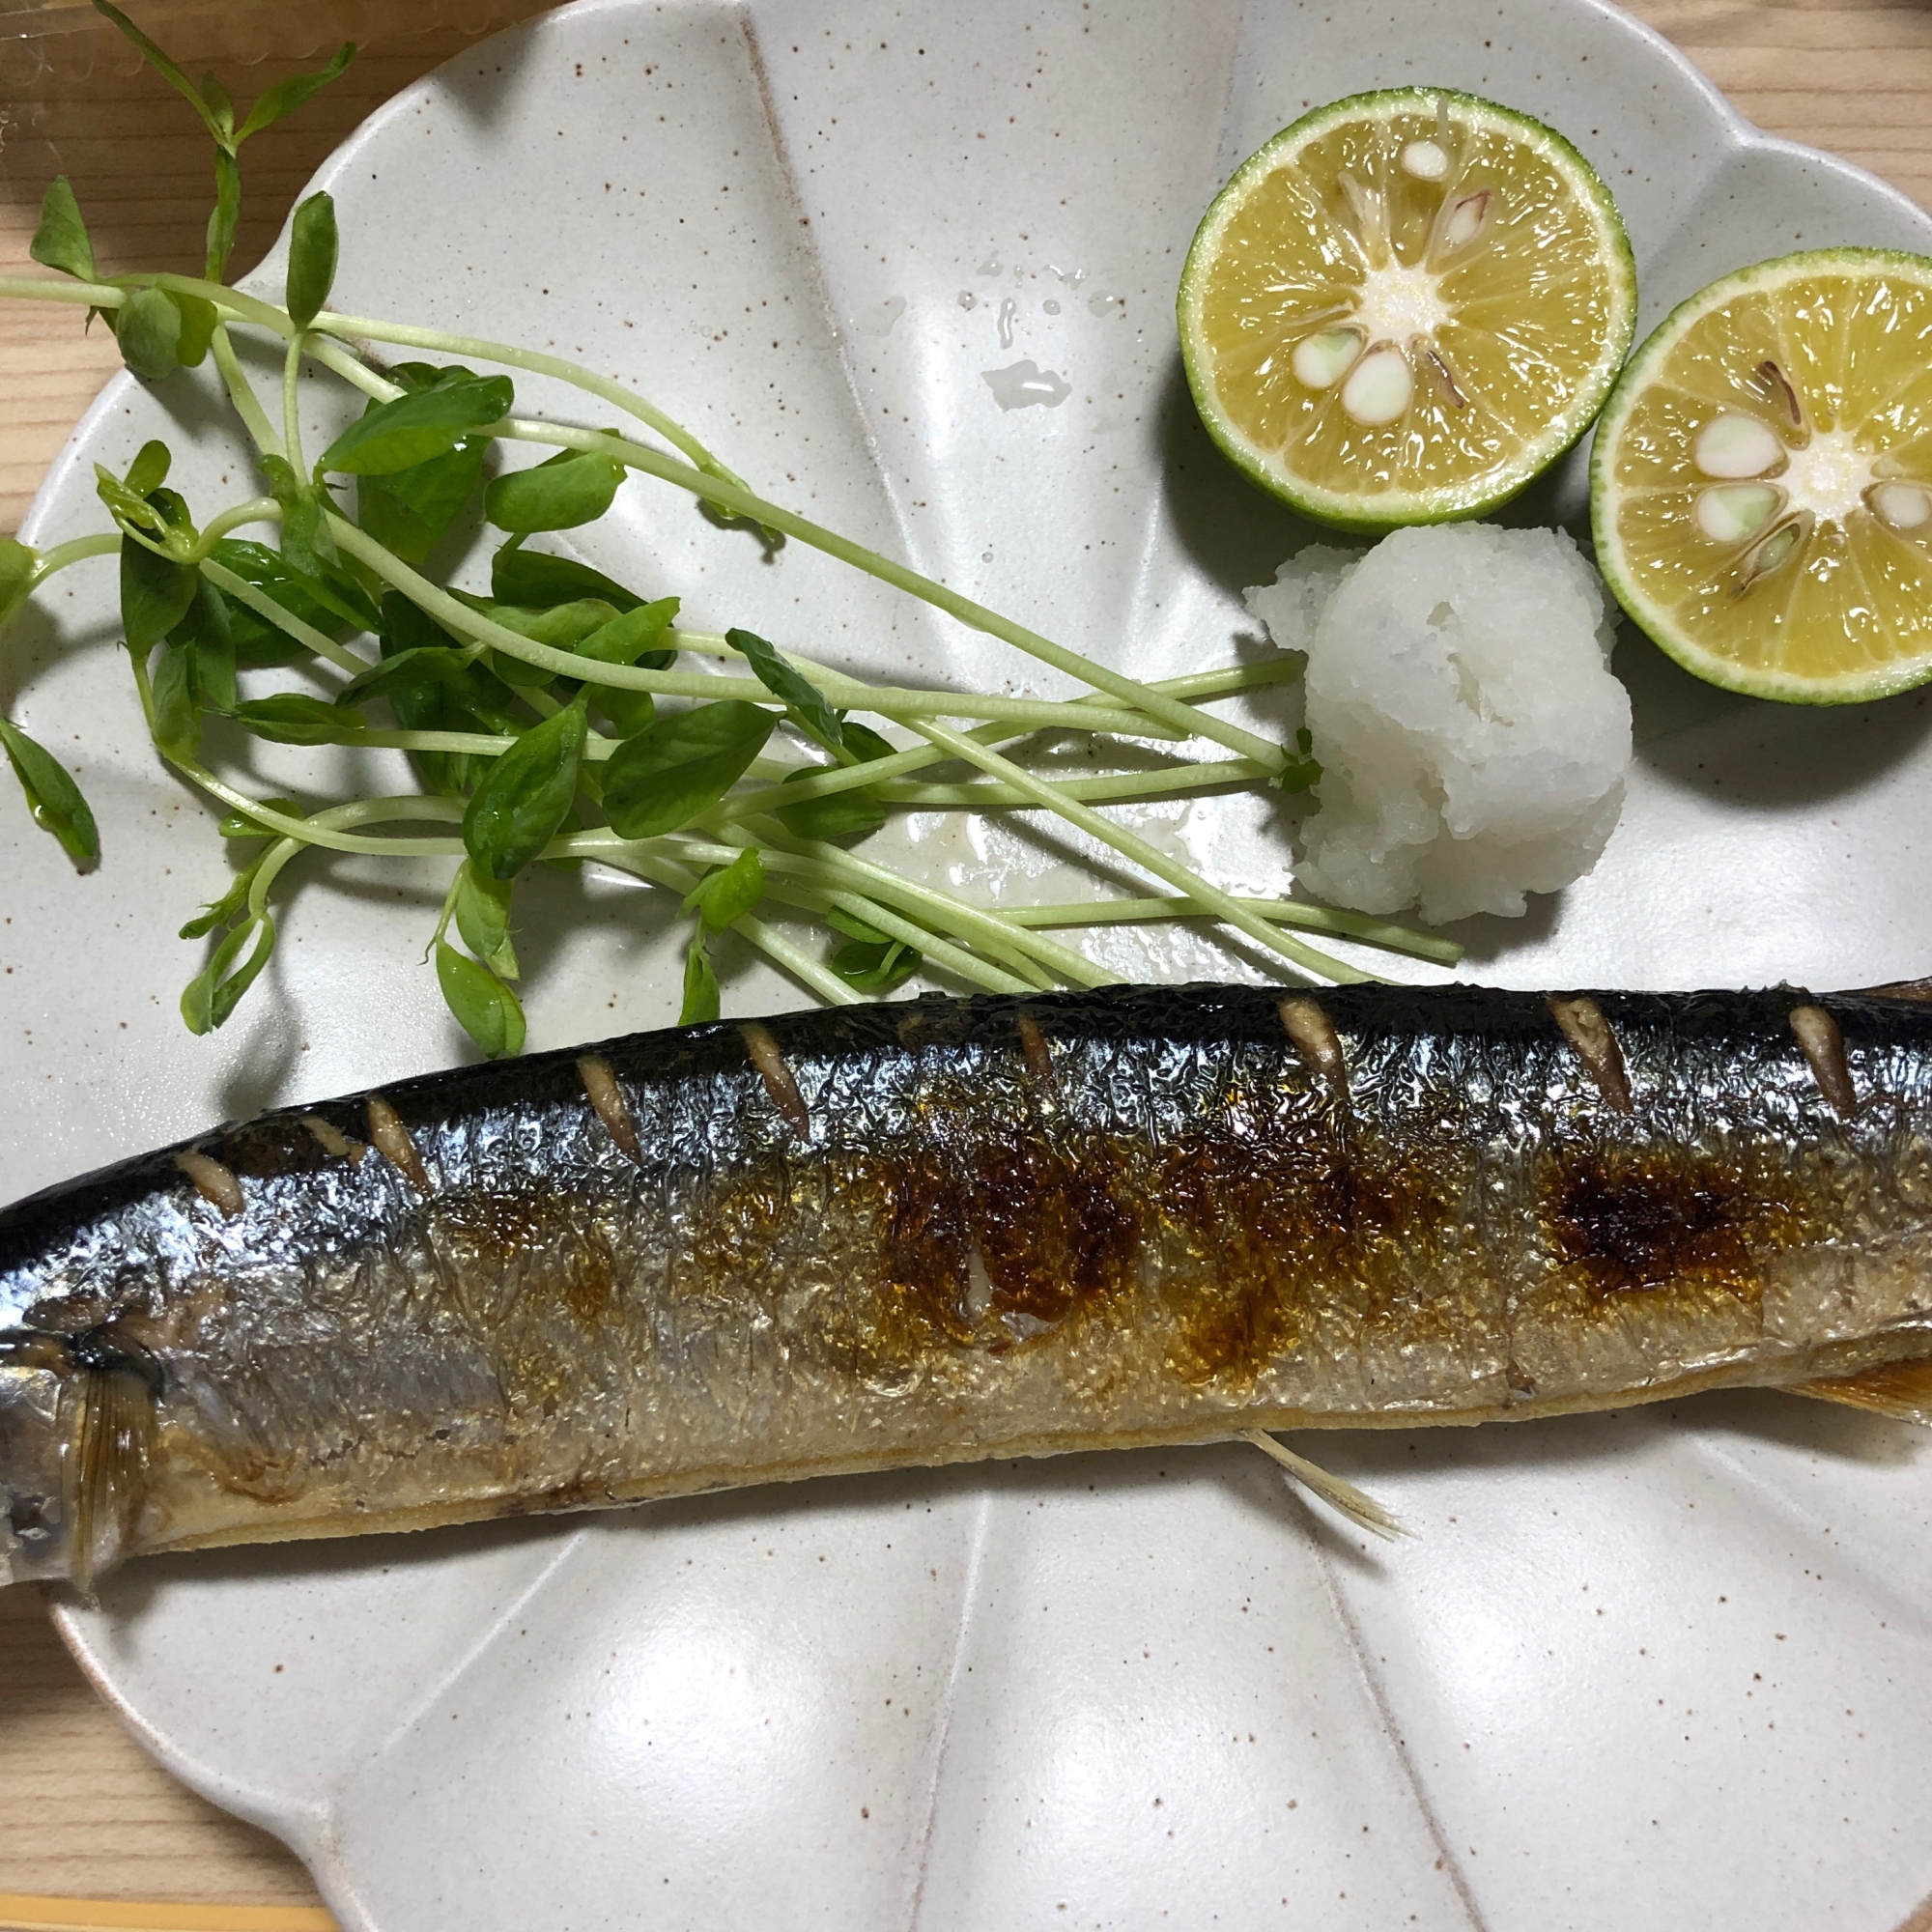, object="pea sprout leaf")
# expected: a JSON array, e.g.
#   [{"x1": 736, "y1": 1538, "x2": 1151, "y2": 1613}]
[
  {"x1": 488, "y1": 599, "x2": 620, "y2": 652},
  {"x1": 91, "y1": 1, "x2": 226, "y2": 143},
  {"x1": 0, "y1": 541, "x2": 36, "y2": 616},
  {"x1": 352, "y1": 362, "x2": 492, "y2": 563},
  {"x1": 172, "y1": 580, "x2": 238, "y2": 713},
  {"x1": 680, "y1": 847, "x2": 764, "y2": 938},
  {"x1": 726, "y1": 626, "x2": 845, "y2": 758},
  {"x1": 316, "y1": 375, "x2": 514, "y2": 478},
  {"x1": 435, "y1": 940, "x2": 526, "y2": 1059},
  {"x1": 485, "y1": 446, "x2": 626, "y2": 534},
  {"x1": 197, "y1": 71, "x2": 236, "y2": 141},
  {"x1": 832, "y1": 931, "x2": 921, "y2": 994},
  {"x1": 575, "y1": 596, "x2": 678, "y2": 668},
  {"x1": 285, "y1": 192, "x2": 338, "y2": 330},
  {"x1": 340, "y1": 644, "x2": 473, "y2": 705},
  {"x1": 1279, "y1": 725, "x2": 1321, "y2": 794},
  {"x1": 181, "y1": 912, "x2": 278, "y2": 1035},
  {"x1": 207, "y1": 147, "x2": 241, "y2": 282},
  {"x1": 0, "y1": 718, "x2": 99, "y2": 868},
  {"x1": 125, "y1": 440, "x2": 170, "y2": 498},
  {"x1": 228, "y1": 694, "x2": 367, "y2": 746},
  {"x1": 452, "y1": 863, "x2": 519, "y2": 980},
  {"x1": 180, "y1": 857, "x2": 262, "y2": 938},
  {"x1": 357, "y1": 440, "x2": 487, "y2": 565},
  {"x1": 234, "y1": 42, "x2": 356, "y2": 145},
  {"x1": 824, "y1": 906, "x2": 892, "y2": 946},
  {"x1": 114, "y1": 287, "x2": 184, "y2": 383},
  {"x1": 580, "y1": 598, "x2": 678, "y2": 737},
  {"x1": 207, "y1": 538, "x2": 364, "y2": 667},
  {"x1": 590, "y1": 682, "x2": 656, "y2": 741},
  {"x1": 217, "y1": 799, "x2": 298, "y2": 840},
  {"x1": 774, "y1": 774, "x2": 887, "y2": 842},
  {"x1": 172, "y1": 291, "x2": 217, "y2": 368},
  {"x1": 261, "y1": 455, "x2": 339, "y2": 578},
  {"x1": 149, "y1": 641, "x2": 202, "y2": 760},
  {"x1": 602, "y1": 699, "x2": 776, "y2": 840},
  {"x1": 772, "y1": 715, "x2": 893, "y2": 839},
  {"x1": 838, "y1": 719, "x2": 896, "y2": 764},
  {"x1": 121, "y1": 537, "x2": 197, "y2": 652},
  {"x1": 462, "y1": 696, "x2": 587, "y2": 881},
  {"x1": 679, "y1": 933, "x2": 721, "y2": 1026},
  {"x1": 30, "y1": 178, "x2": 97, "y2": 282},
  {"x1": 492, "y1": 545, "x2": 652, "y2": 616}
]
